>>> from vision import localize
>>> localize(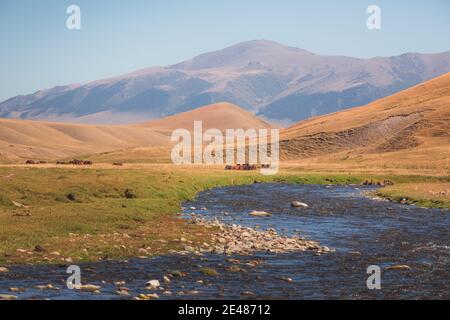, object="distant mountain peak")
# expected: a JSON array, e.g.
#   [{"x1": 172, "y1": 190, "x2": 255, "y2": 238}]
[
  {"x1": 1, "y1": 40, "x2": 450, "y2": 125},
  {"x1": 172, "y1": 39, "x2": 314, "y2": 70}
]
